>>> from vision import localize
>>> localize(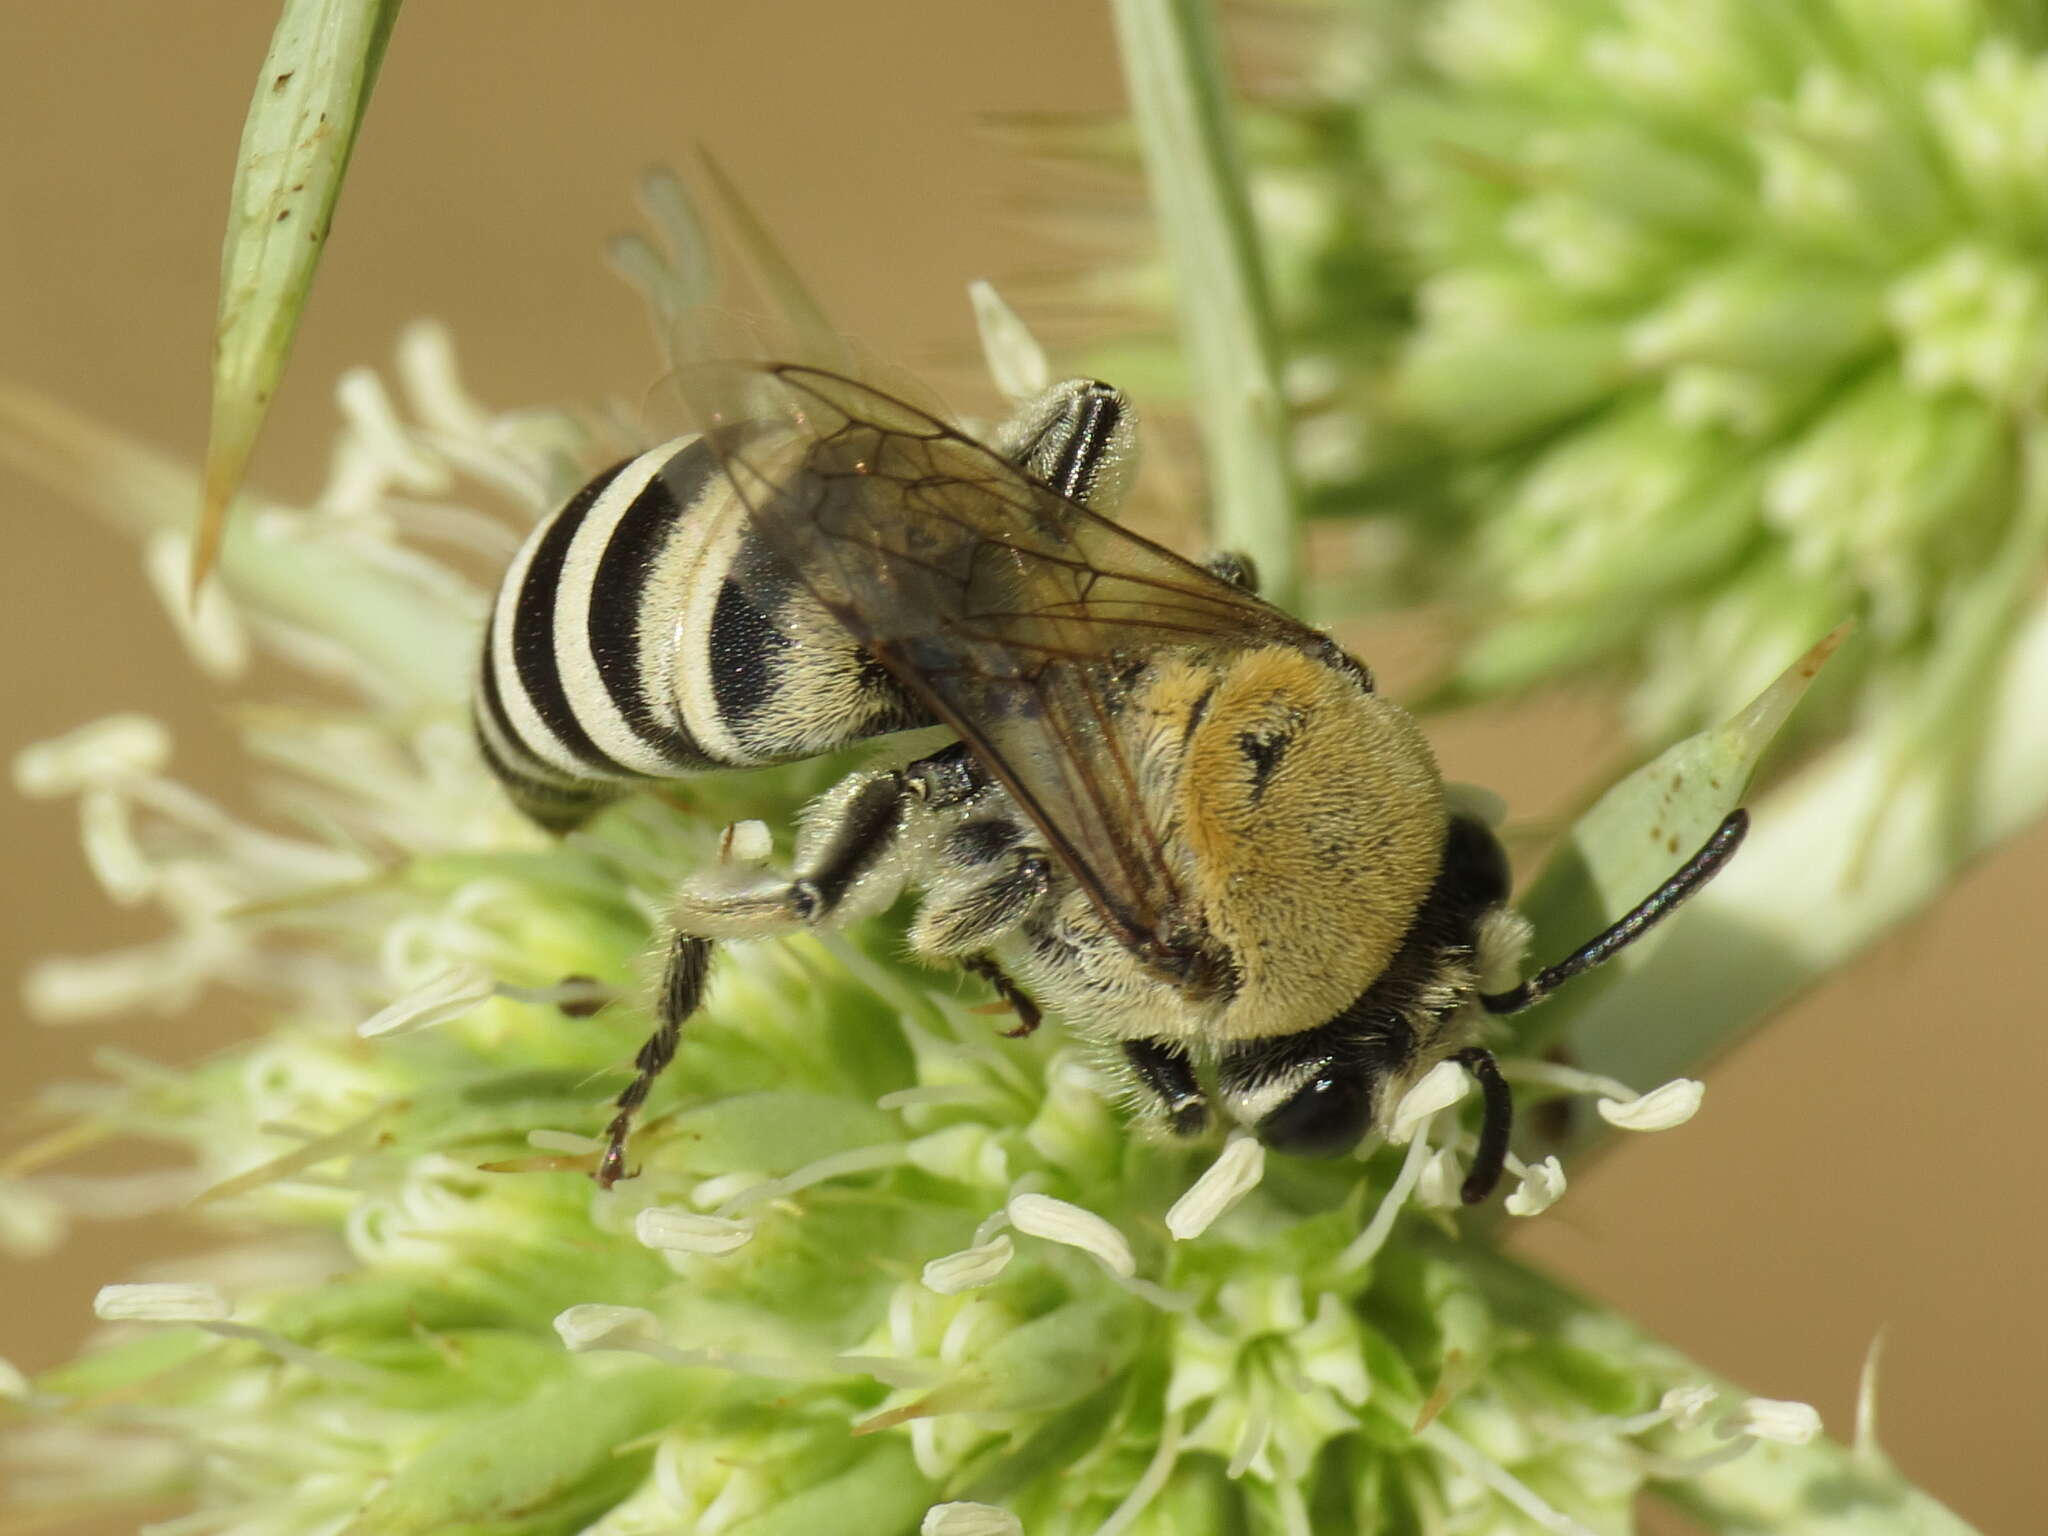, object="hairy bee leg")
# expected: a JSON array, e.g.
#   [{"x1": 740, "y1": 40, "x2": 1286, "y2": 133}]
[
  {"x1": 1123, "y1": 1038, "x2": 1209, "y2": 1136},
  {"x1": 903, "y1": 741, "x2": 990, "y2": 809},
  {"x1": 1202, "y1": 550, "x2": 1260, "y2": 593},
  {"x1": 996, "y1": 379, "x2": 1136, "y2": 510},
  {"x1": 597, "y1": 777, "x2": 919, "y2": 1186},
  {"x1": 598, "y1": 932, "x2": 712, "y2": 1188},
  {"x1": 910, "y1": 850, "x2": 1053, "y2": 957},
  {"x1": 788, "y1": 771, "x2": 911, "y2": 921},
  {"x1": 670, "y1": 773, "x2": 915, "y2": 942},
  {"x1": 961, "y1": 954, "x2": 1043, "y2": 1038}
]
